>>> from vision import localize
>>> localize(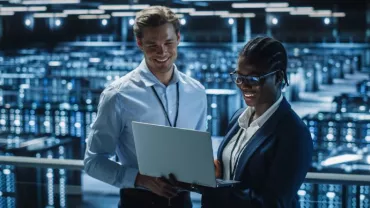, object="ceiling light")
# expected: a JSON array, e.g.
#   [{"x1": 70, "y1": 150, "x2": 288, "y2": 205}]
[
  {"x1": 22, "y1": 0, "x2": 79, "y2": 4},
  {"x1": 265, "y1": 7, "x2": 294, "y2": 12},
  {"x1": 98, "y1": 4, "x2": 149, "y2": 10},
  {"x1": 232, "y1": 2, "x2": 289, "y2": 8},
  {"x1": 78, "y1": 14, "x2": 110, "y2": 19},
  {"x1": 111, "y1": 12, "x2": 136, "y2": 17}
]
